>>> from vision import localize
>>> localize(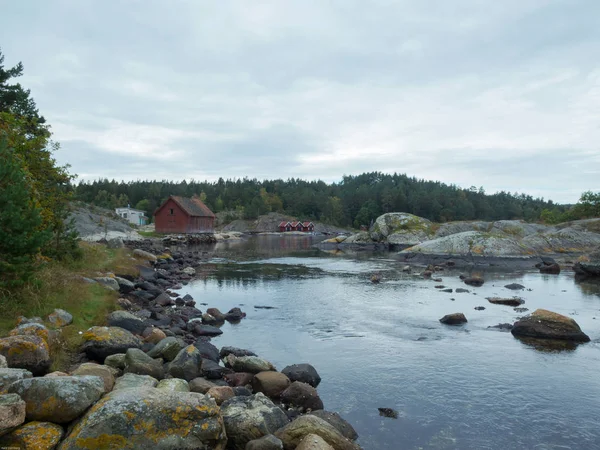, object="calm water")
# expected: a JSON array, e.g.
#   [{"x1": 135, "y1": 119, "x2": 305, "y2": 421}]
[{"x1": 178, "y1": 236, "x2": 600, "y2": 450}]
